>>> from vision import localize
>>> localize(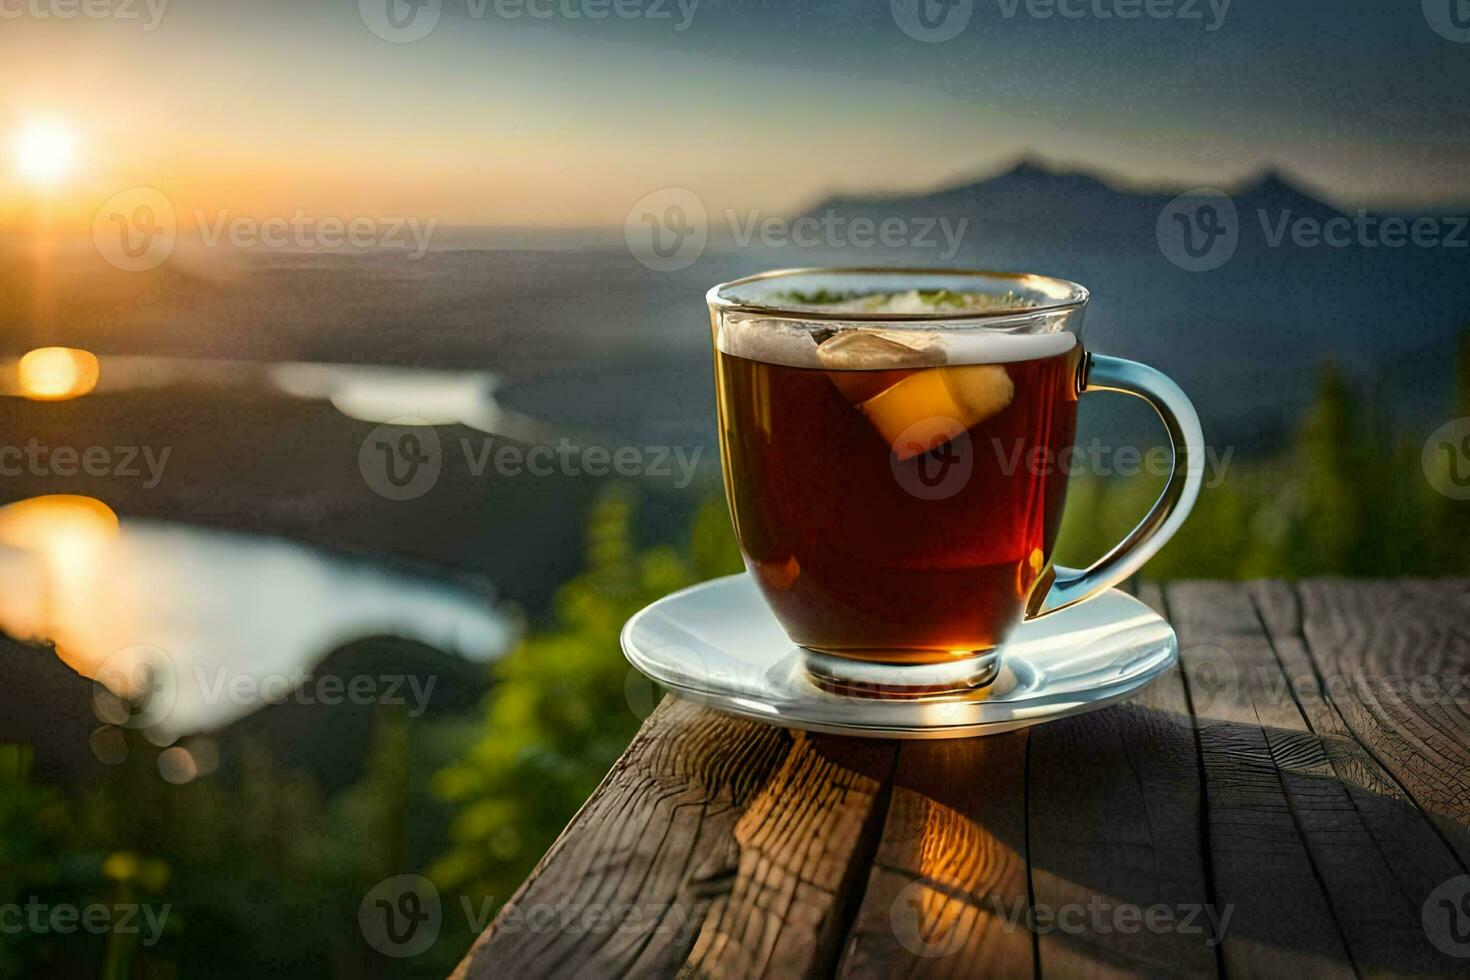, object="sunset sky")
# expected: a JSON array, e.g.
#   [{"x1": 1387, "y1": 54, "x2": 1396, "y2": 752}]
[{"x1": 3, "y1": 0, "x2": 1468, "y2": 227}]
